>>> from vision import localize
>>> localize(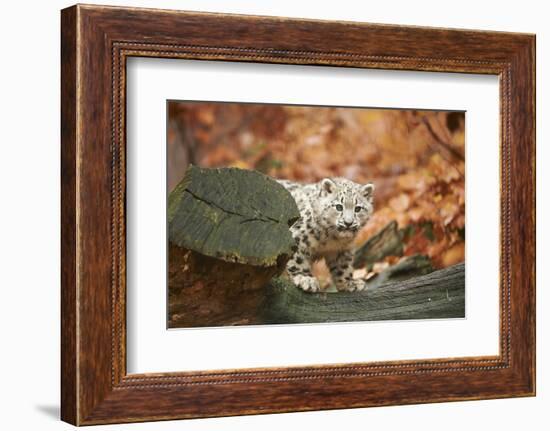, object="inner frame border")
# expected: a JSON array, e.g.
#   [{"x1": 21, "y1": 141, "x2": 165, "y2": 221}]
[{"x1": 113, "y1": 42, "x2": 511, "y2": 387}]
